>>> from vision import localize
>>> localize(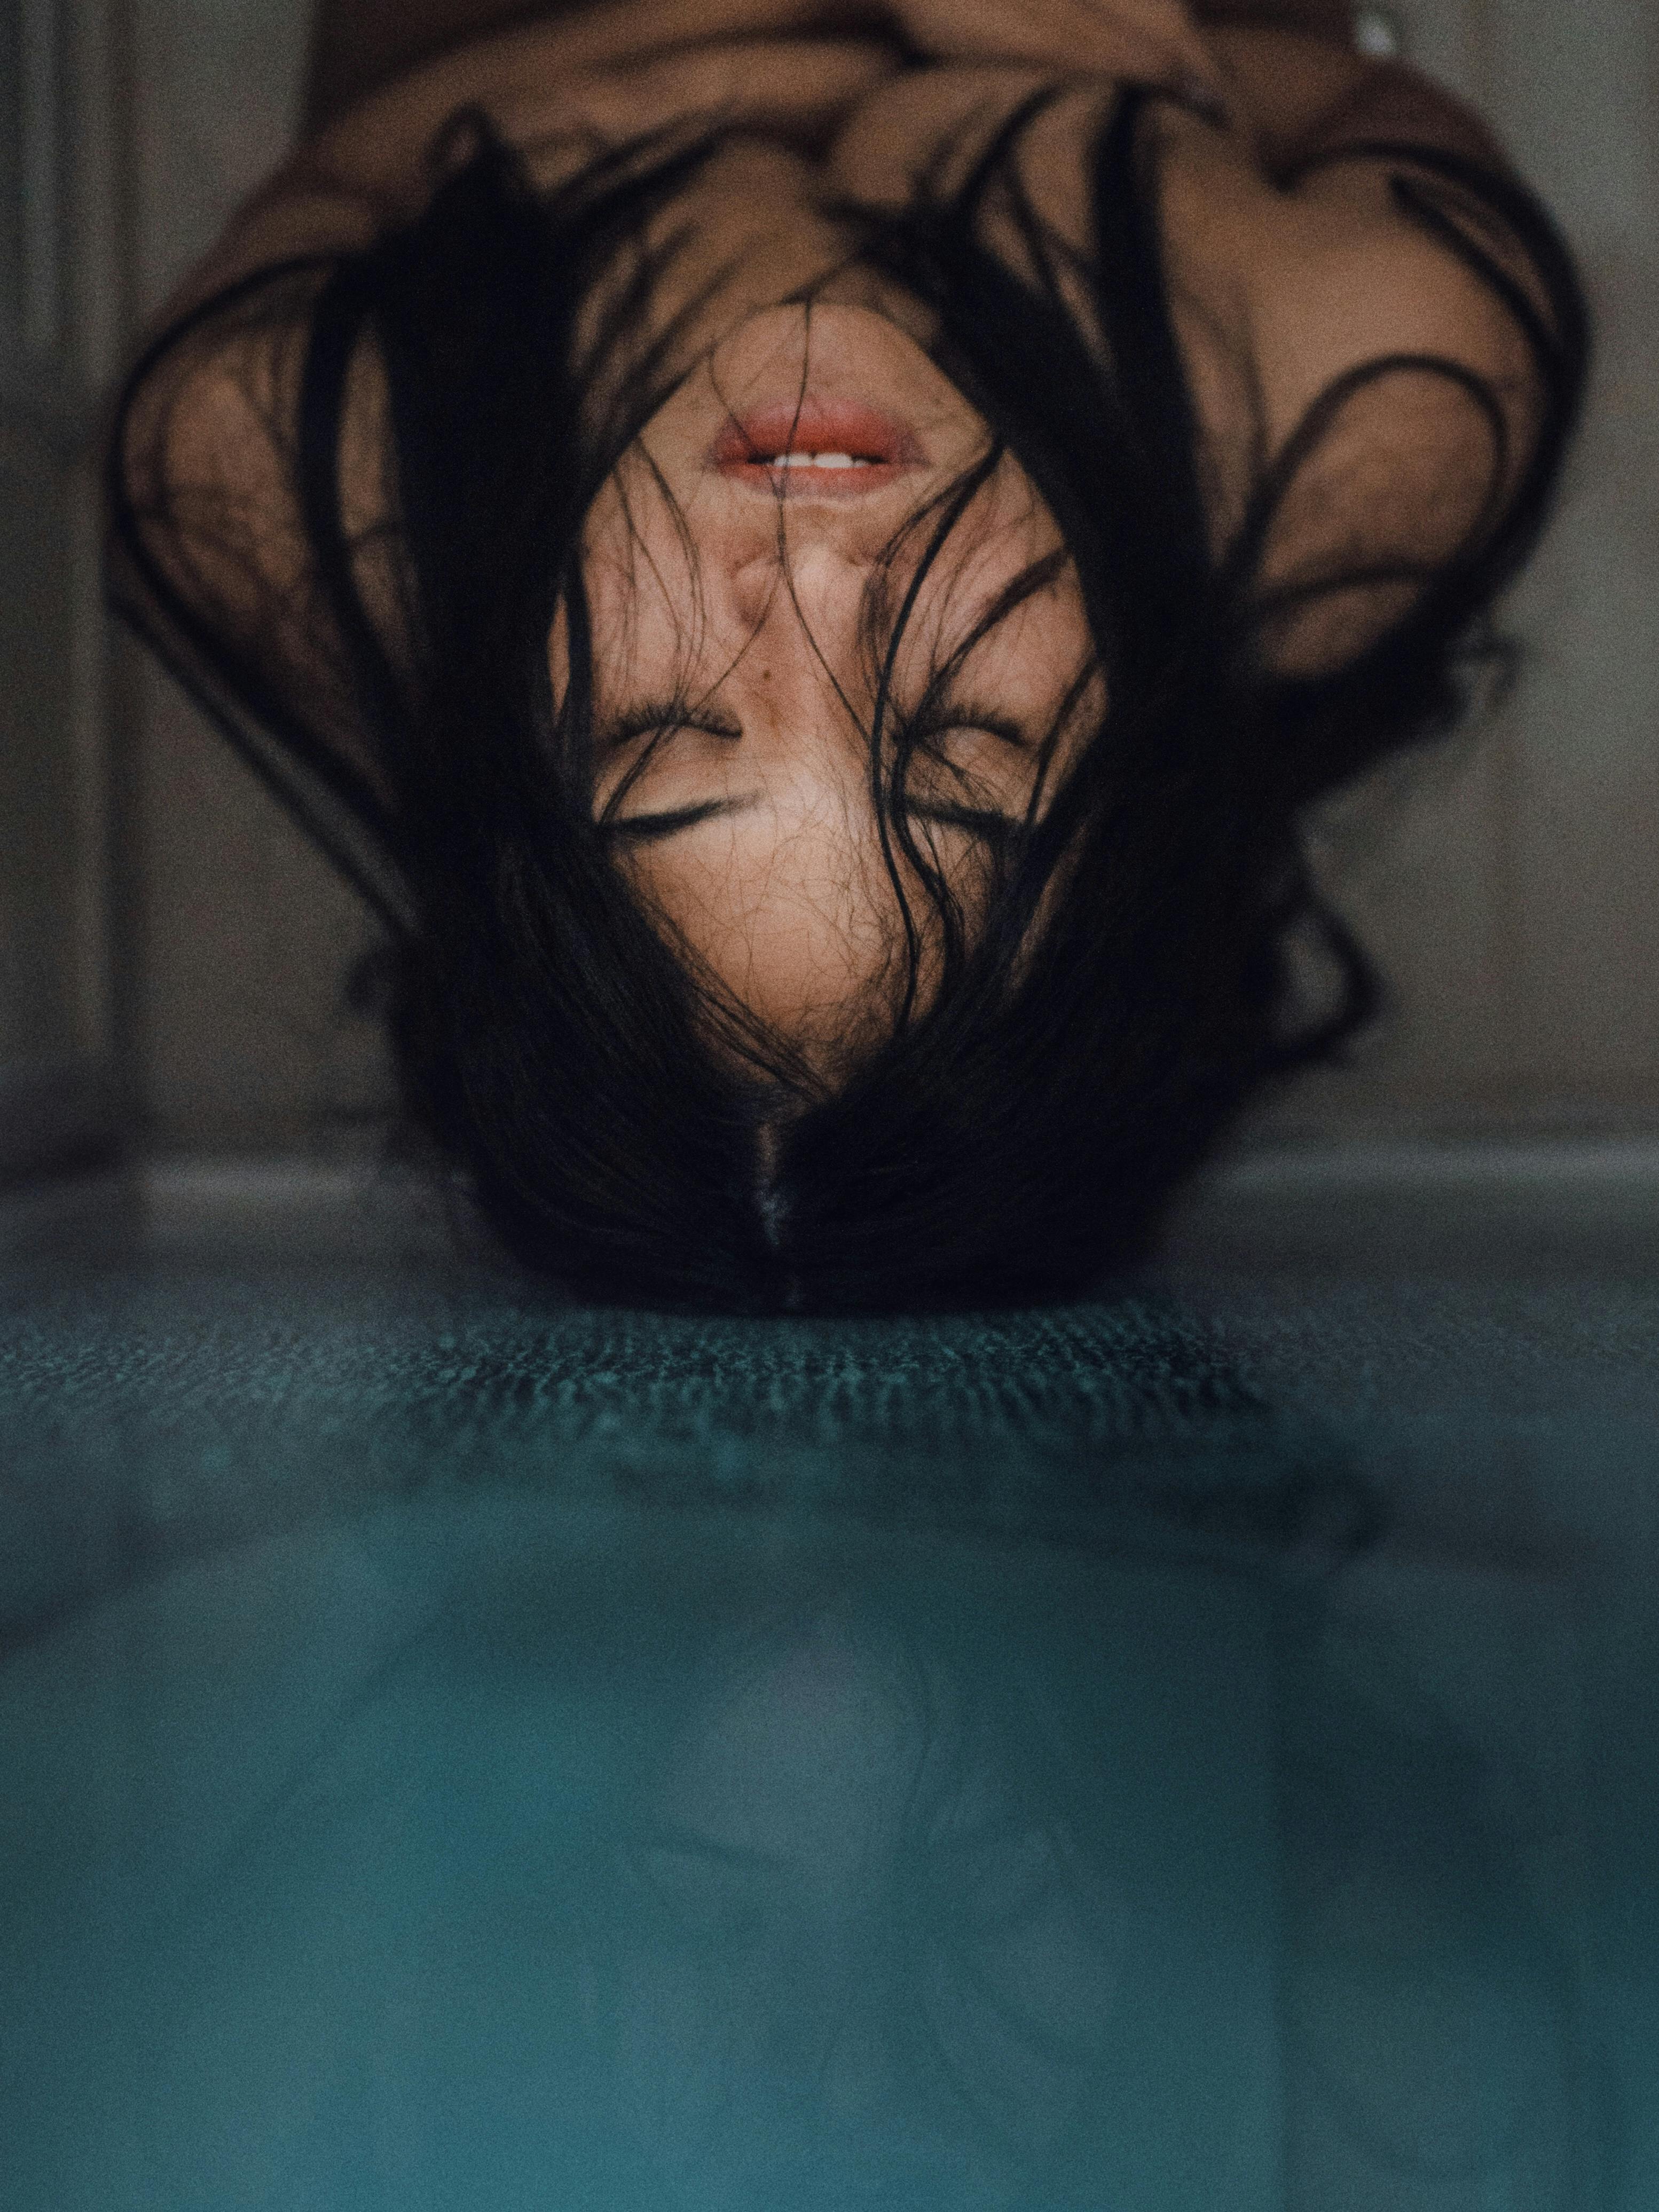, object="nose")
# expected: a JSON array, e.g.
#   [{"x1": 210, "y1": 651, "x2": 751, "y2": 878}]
[{"x1": 729, "y1": 533, "x2": 872, "y2": 645}]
